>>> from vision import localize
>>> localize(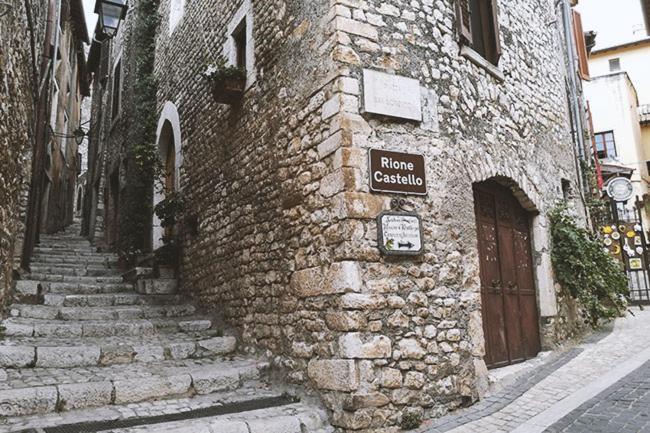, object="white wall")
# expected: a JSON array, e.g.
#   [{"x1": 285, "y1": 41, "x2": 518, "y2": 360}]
[{"x1": 589, "y1": 45, "x2": 650, "y2": 106}]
